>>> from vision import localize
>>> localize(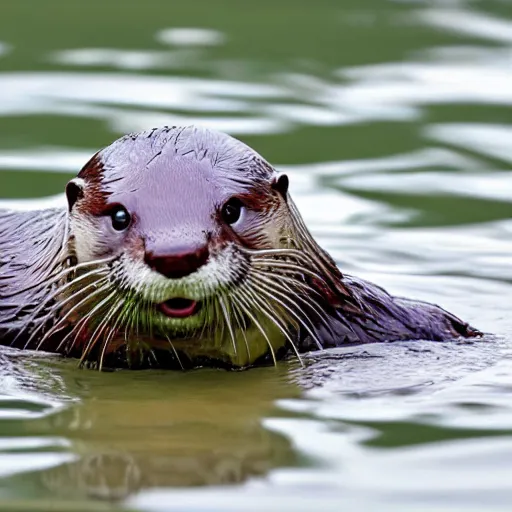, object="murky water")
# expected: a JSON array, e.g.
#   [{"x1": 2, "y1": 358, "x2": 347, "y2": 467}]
[{"x1": 1, "y1": 0, "x2": 511, "y2": 510}]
